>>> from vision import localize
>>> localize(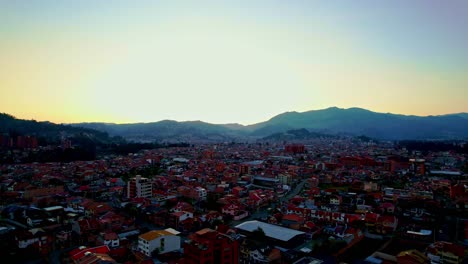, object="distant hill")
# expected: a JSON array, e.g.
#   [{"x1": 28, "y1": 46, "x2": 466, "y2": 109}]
[
  {"x1": 0, "y1": 113, "x2": 118, "y2": 145},
  {"x1": 10, "y1": 107, "x2": 467, "y2": 142},
  {"x1": 262, "y1": 128, "x2": 337, "y2": 141},
  {"x1": 74, "y1": 120, "x2": 247, "y2": 143},
  {"x1": 247, "y1": 107, "x2": 468, "y2": 140}
]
